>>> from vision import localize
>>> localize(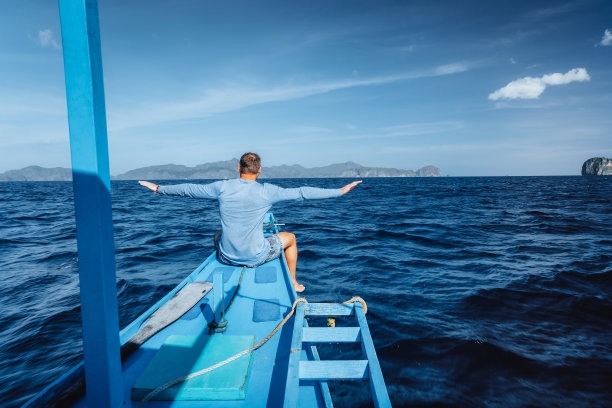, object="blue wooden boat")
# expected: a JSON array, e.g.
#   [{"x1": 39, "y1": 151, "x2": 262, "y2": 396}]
[
  {"x1": 23, "y1": 1, "x2": 391, "y2": 406},
  {"x1": 25, "y1": 215, "x2": 391, "y2": 407}
]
